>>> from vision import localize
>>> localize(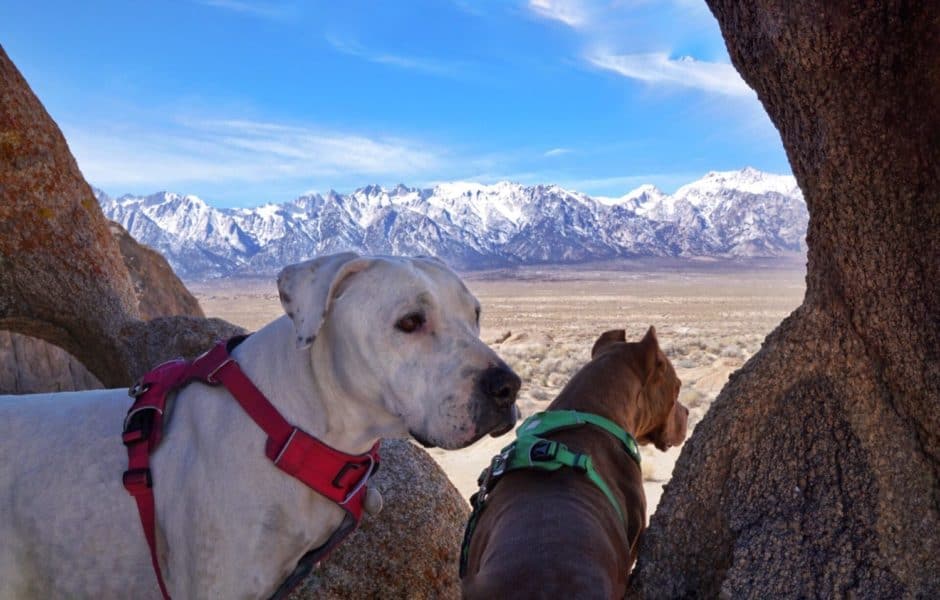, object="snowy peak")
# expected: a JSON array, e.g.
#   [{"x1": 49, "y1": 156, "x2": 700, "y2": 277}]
[
  {"x1": 97, "y1": 168, "x2": 807, "y2": 277},
  {"x1": 598, "y1": 184, "x2": 668, "y2": 211},
  {"x1": 675, "y1": 167, "x2": 802, "y2": 204}
]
